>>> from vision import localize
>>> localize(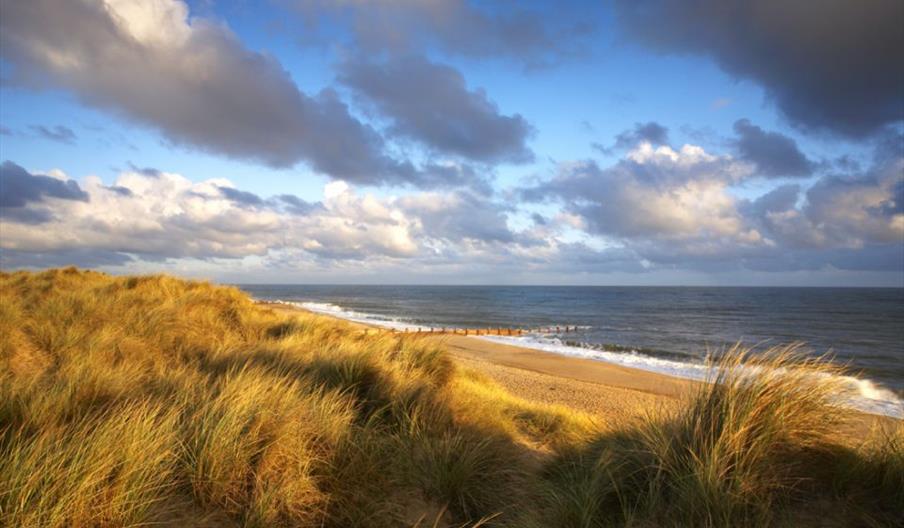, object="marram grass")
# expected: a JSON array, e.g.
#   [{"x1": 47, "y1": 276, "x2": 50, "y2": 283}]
[{"x1": 0, "y1": 268, "x2": 901, "y2": 527}]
